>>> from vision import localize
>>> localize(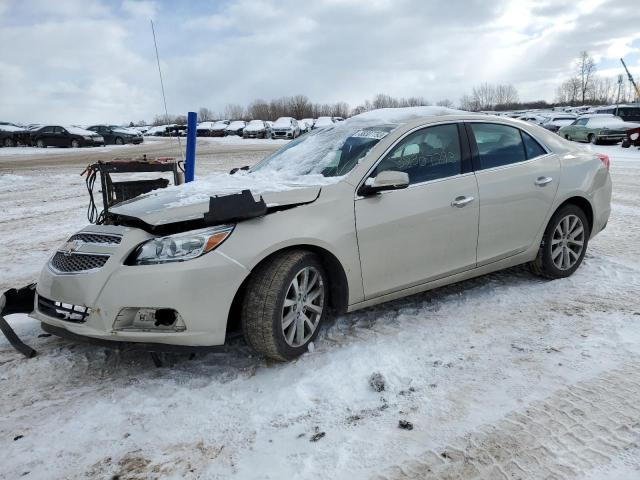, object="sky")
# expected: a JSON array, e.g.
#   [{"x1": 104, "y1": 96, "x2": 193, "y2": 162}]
[{"x1": 1, "y1": 0, "x2": 639, "y2": 125}]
